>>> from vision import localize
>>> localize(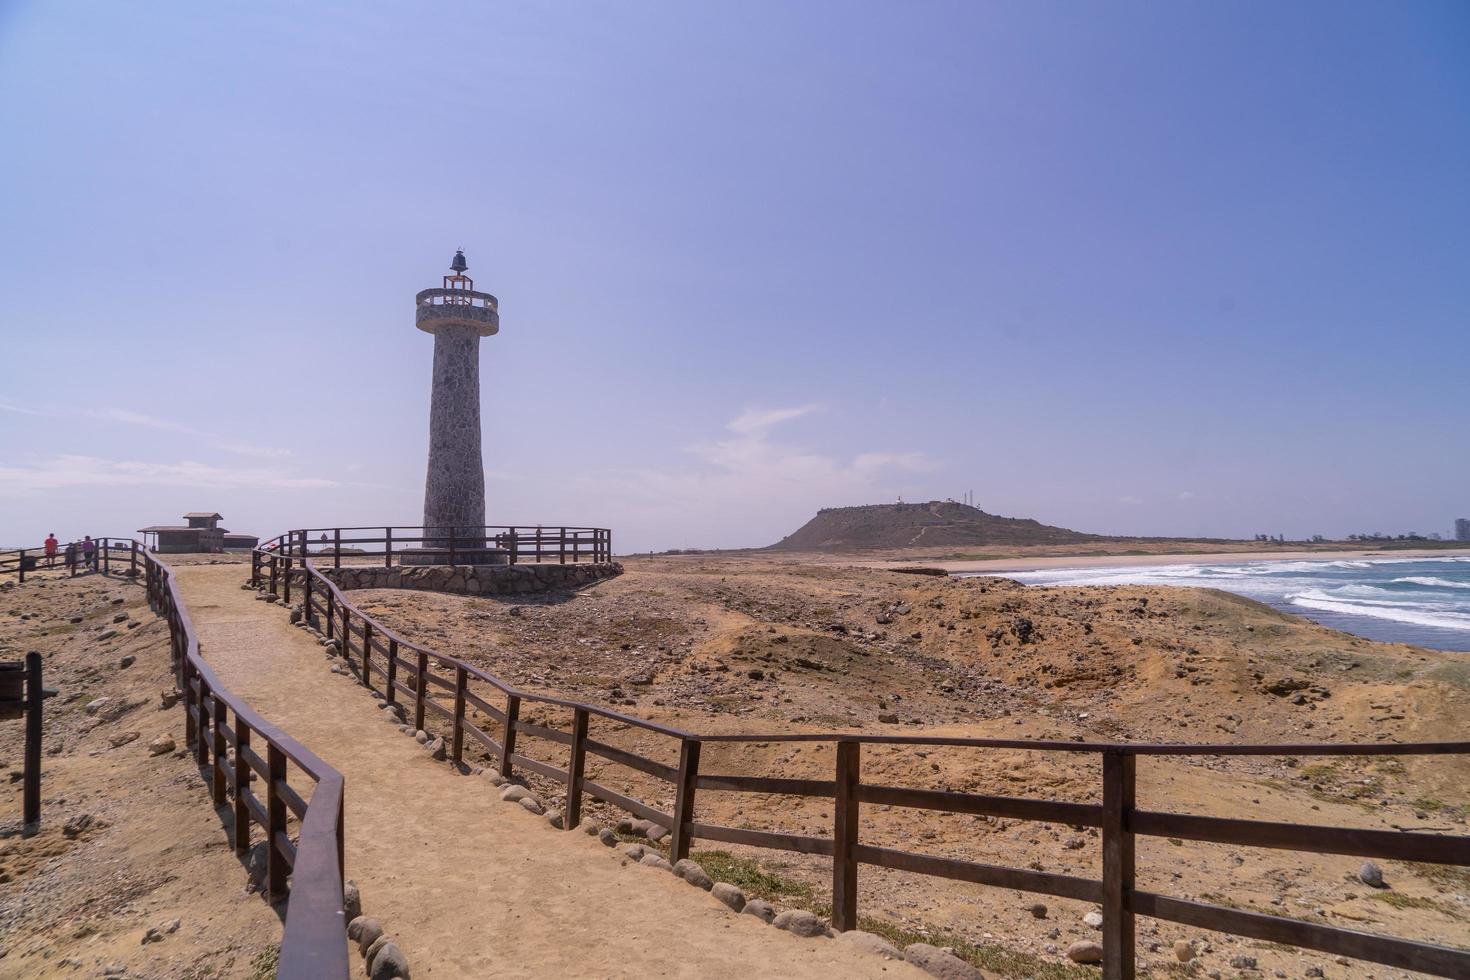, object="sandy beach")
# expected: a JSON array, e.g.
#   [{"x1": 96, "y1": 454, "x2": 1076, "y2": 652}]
[{"x1": 857, "y1": 547, "x2": 1470, "y2": 575}]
